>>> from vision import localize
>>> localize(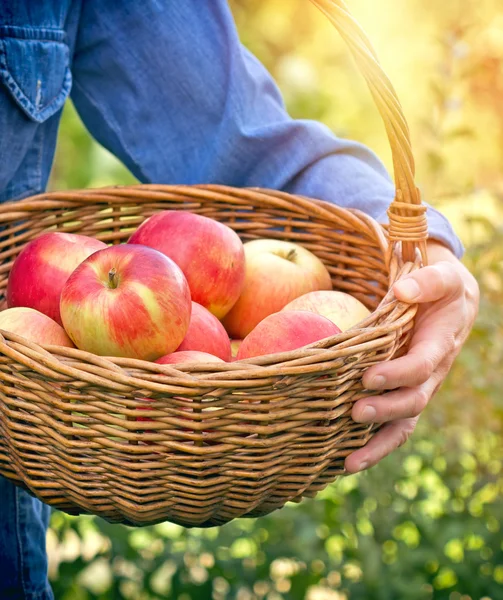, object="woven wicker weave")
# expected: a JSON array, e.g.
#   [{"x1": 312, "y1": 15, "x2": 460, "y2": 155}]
[{"x1": 0, "y1": 0, "x2": 428, "y2": 527}]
